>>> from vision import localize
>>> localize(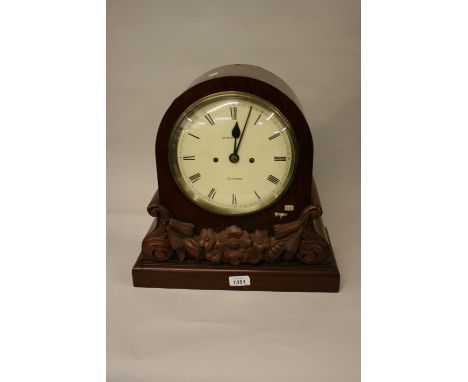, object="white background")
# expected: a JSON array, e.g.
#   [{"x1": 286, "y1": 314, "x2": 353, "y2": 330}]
[{"x1": 1, "y1": 0, "x2": 468, "y2": 381}]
